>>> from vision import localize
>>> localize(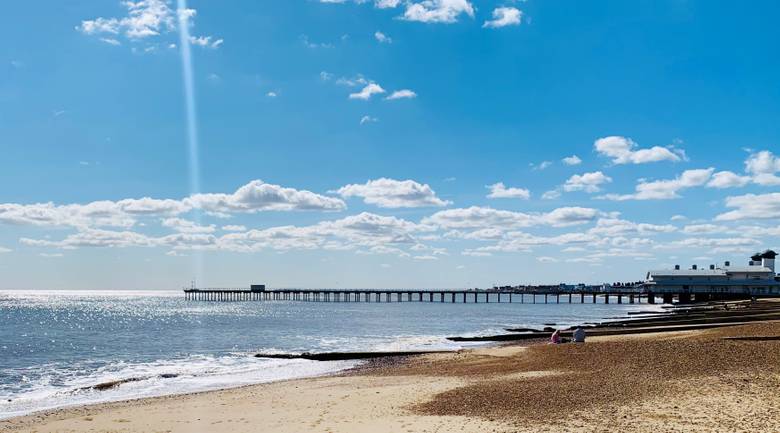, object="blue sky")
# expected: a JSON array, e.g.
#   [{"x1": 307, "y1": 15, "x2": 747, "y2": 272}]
[{"x1": 1, "y1": 0, "x2": 779, "y2": 289}]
